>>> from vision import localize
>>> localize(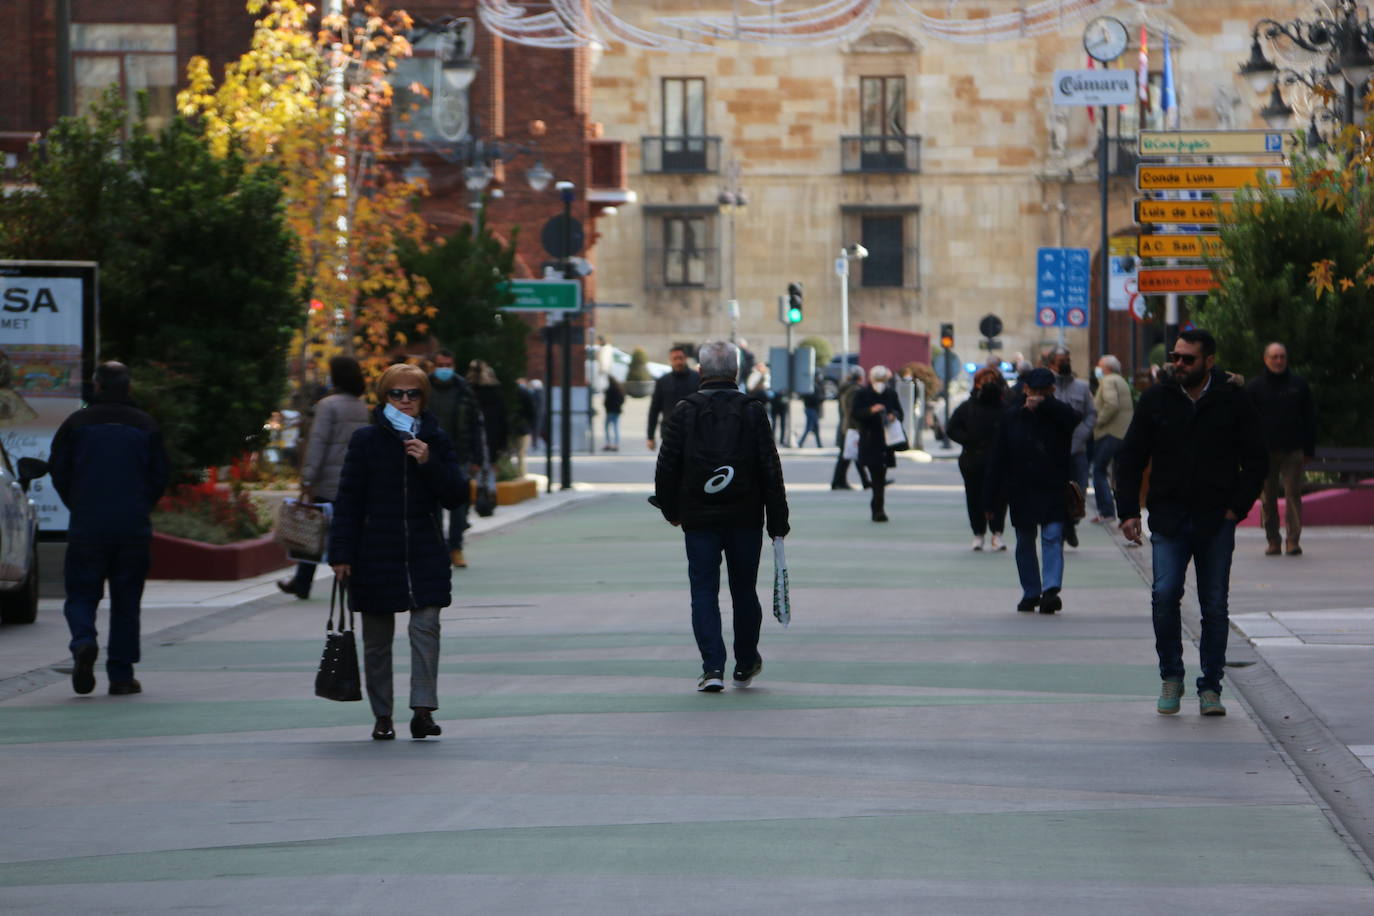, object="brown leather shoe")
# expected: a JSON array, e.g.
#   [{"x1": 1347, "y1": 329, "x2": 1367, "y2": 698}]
[
  {"x1": 450, "y1": 549, "x2": 467, "y2": 568},
  {"x1": 1286, "y1": 542, "x2": 1303, "y2": 556},
  {"x1": 1265, "y1": 543, "x2": 1281, "y2": 556}
]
